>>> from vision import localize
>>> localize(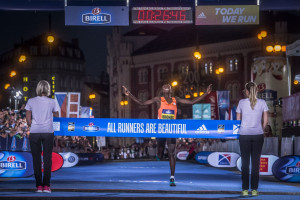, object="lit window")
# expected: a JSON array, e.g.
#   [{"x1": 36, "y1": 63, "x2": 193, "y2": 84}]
[{"x1": 228, "y1": 58, "x2": 238, "y2": 72}]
